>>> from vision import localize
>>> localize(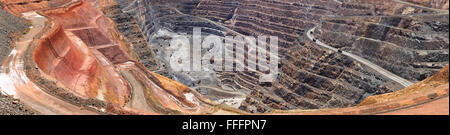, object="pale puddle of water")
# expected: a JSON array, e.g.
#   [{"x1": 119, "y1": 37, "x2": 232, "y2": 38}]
[{"x1": 0, "y1": 49, "x2": 29, "y2": 98}]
